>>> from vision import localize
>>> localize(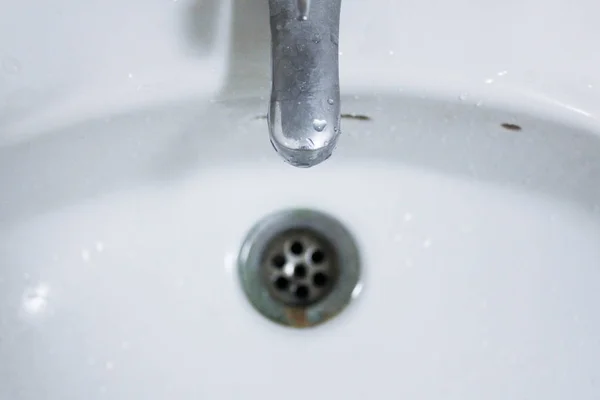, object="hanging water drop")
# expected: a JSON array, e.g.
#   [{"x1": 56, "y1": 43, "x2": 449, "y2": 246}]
[{"x1": 297, "y1": 0, "x2": 310, "y2": 20}]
